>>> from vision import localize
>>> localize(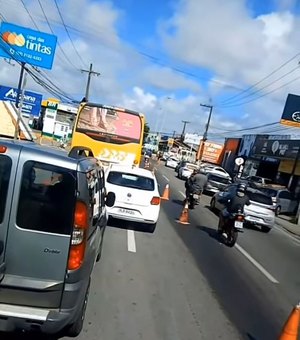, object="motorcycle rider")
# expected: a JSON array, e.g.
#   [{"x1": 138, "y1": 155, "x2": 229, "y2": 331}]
[
  {"x1": 218, "y1": 182, "x2": 250, "y2": 236},
  {"x1": 185, "y1": 168, "x2": 208, "y2": 206}
]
